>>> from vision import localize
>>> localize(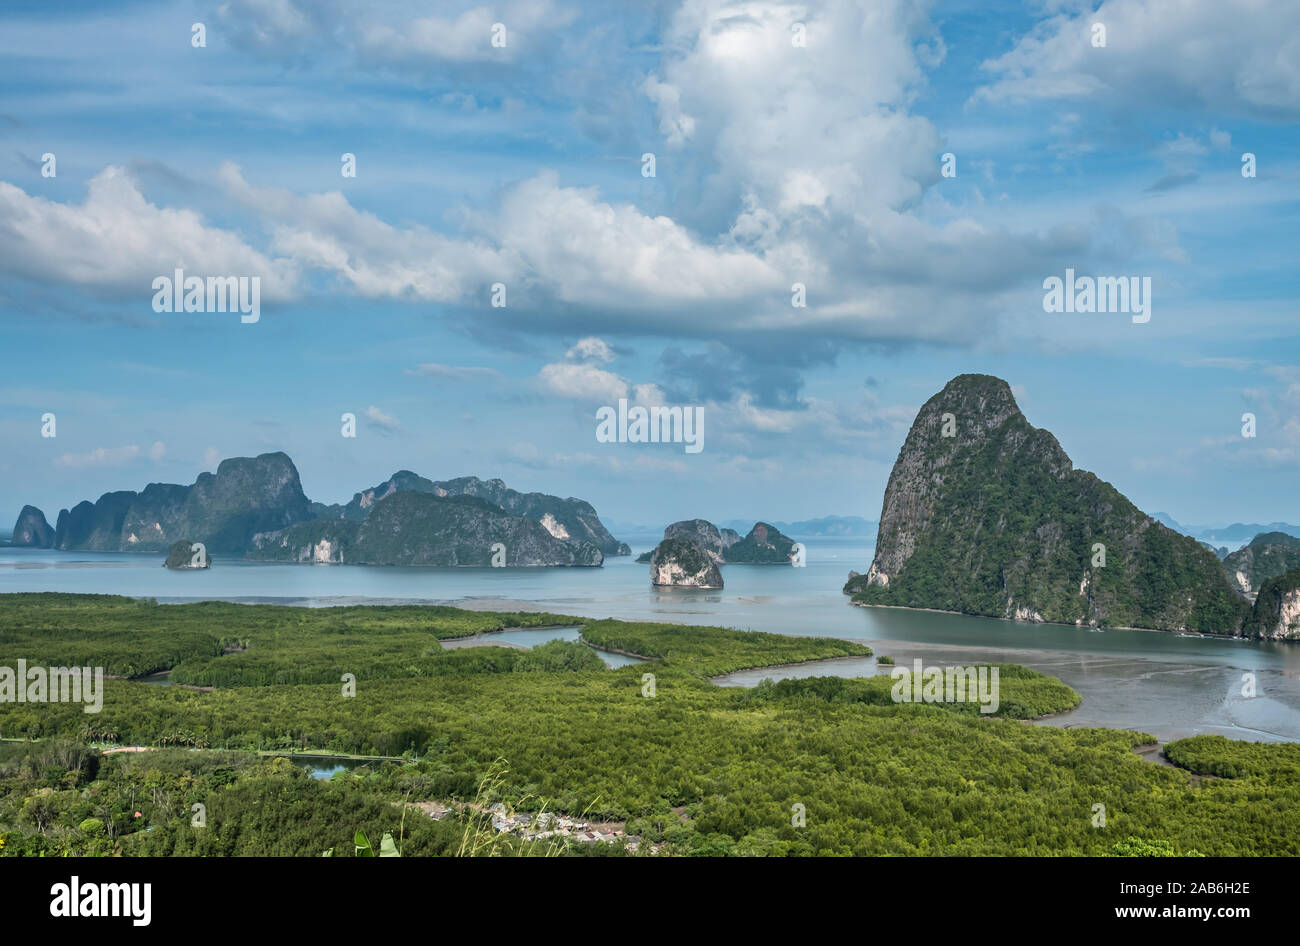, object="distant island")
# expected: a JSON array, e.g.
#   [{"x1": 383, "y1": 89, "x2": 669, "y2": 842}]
[
  {"x1": 1153, "y1": 512, "x2": 1300, "y2": 548},
  {"x1": 844, "y1": 374, "x2": 1292, "y2": 638},
  {"x1": 719, "y1": 515, "x2": 876, "y2": 537},
  {"x1": 9, "y1": 454, "x2": 625, "y2": 568},
  {"x1": 641, "y1": 519, "x2": 801, "y2": 586},
  {"x1": 1222, "y1": 532, "x2": 1300, "y2": 595}
]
